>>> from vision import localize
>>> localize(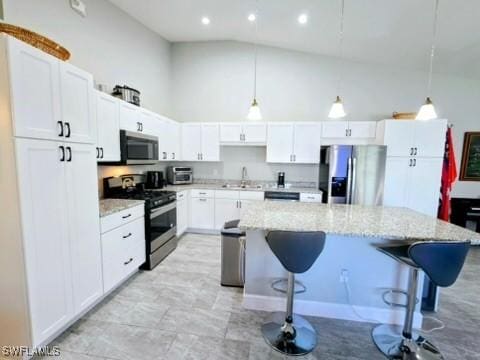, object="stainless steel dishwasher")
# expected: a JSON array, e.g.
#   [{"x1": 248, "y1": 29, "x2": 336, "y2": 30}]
[{"x1": 221, "y1": 219, "x2": 246, "y2": 287}]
